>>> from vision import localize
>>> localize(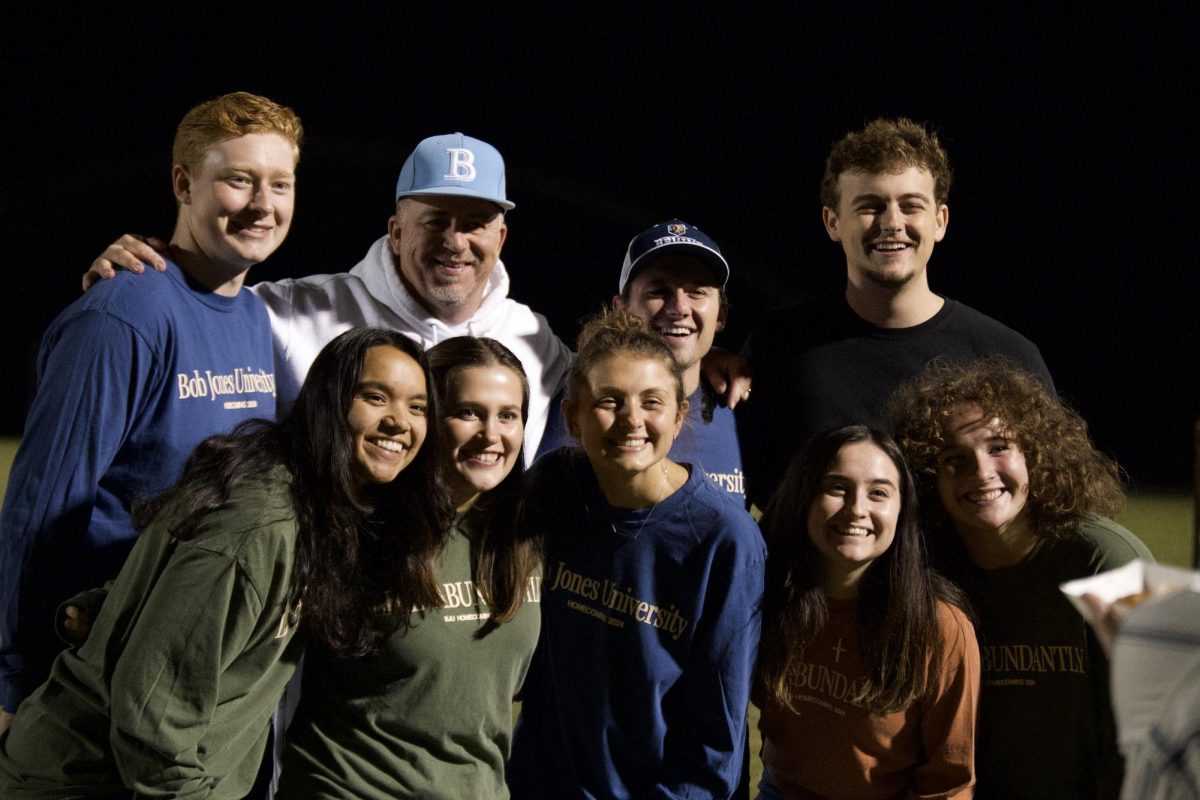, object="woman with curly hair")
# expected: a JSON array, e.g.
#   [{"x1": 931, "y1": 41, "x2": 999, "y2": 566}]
[
  {"x1": 755, "y1": 425, "x2": 979, "y2": 800},
  {"x1": 890, "y1": 356, "x2": 1152, "y2": 799}
]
